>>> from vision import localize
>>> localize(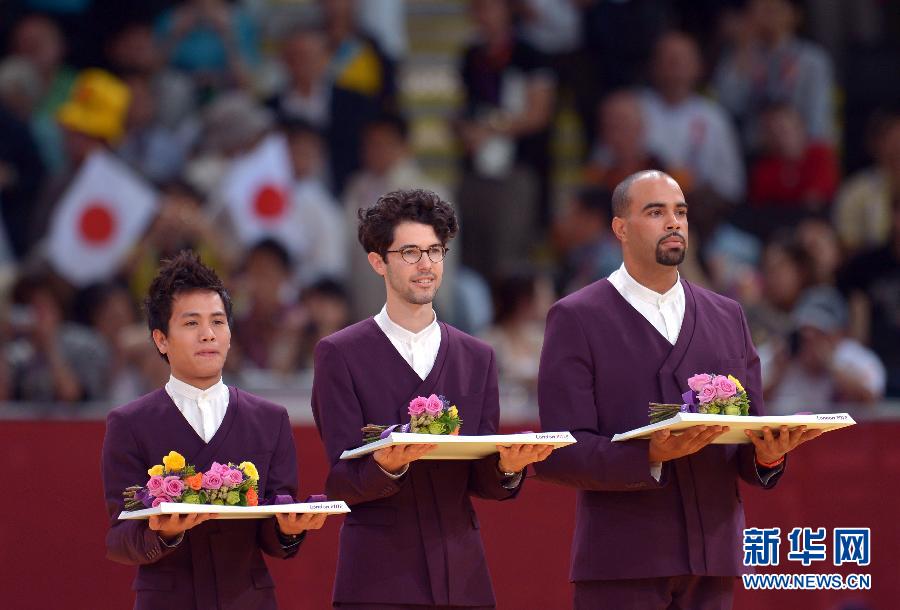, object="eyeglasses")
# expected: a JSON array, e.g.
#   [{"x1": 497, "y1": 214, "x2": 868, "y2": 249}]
[{"x1": 385, "y1": 245, "x2": 449, "y2": 264}]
